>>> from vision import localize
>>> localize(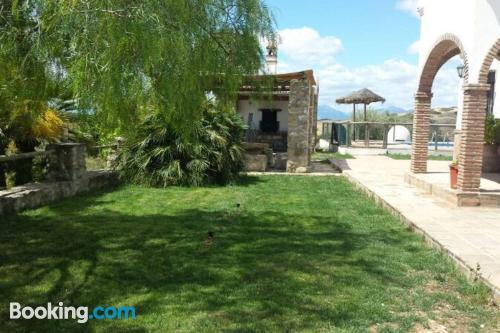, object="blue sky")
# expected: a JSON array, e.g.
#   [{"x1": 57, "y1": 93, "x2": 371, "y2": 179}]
[{"x1": 263, "y1": 0, "x2": 461, "y2": 112}]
